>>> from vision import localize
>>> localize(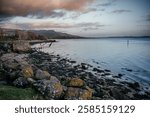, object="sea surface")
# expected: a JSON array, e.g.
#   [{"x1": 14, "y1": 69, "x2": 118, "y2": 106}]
[{"x1": 33, "y1": 38, "x2": 150, "y2": 86}]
